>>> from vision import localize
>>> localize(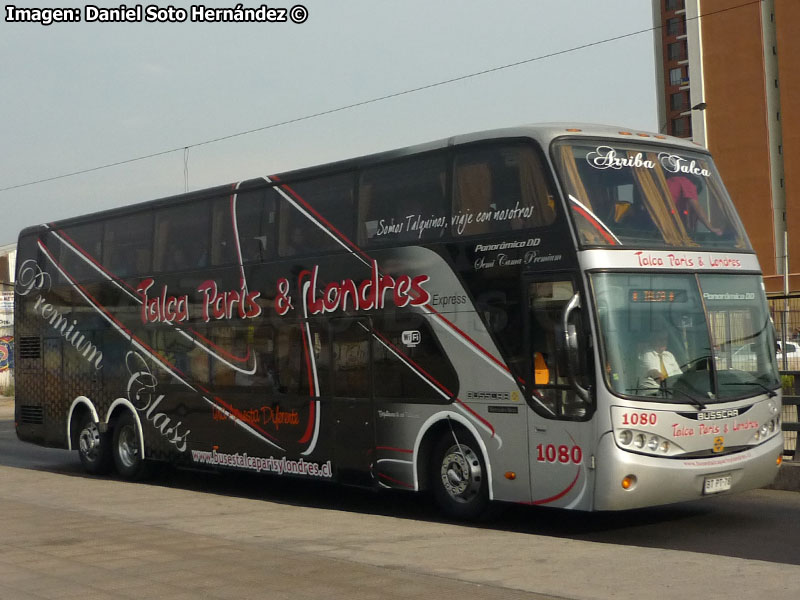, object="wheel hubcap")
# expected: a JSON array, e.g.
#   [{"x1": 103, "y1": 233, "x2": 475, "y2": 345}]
[
  {"x1": 117, "y1": 425, "x2": 139, "y2": 469},
  {"x1": 440, "y1": 444, "x2": 482, "y2": 503},
  {"x1": 79, "y1": 423, "x2": 101, "y2": 462}
]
